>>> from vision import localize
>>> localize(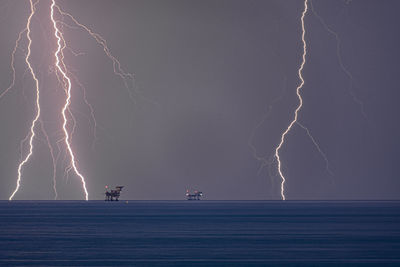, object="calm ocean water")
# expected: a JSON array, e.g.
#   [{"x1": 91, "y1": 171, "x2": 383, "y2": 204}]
[{"x1": 0, "y1": 201, "x2": 399, "y2": 266}]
